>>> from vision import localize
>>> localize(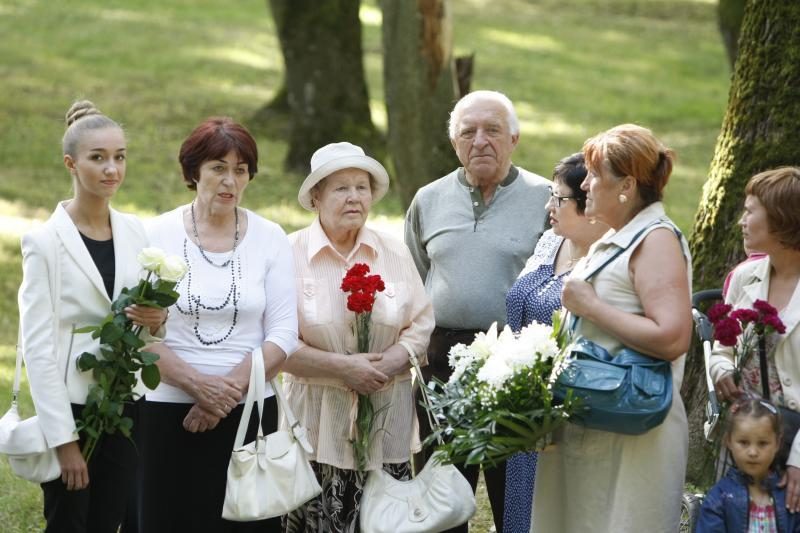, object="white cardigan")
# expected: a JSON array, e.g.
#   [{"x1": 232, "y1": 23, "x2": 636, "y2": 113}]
[
  {"x1": 18, "y1": 202, "x2": 152, "y2": 448},
  {"x1": 709, "y1": 256, "x2": 800, "y2": 466}
]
